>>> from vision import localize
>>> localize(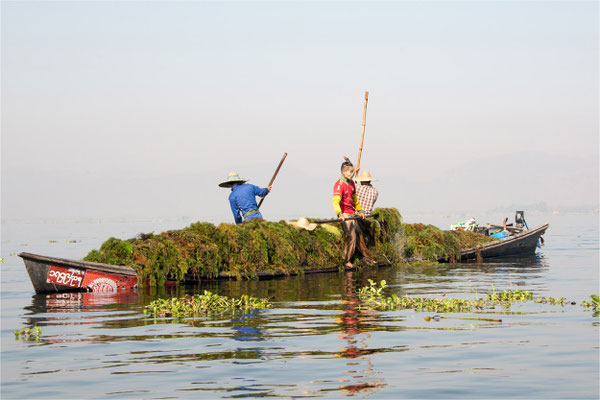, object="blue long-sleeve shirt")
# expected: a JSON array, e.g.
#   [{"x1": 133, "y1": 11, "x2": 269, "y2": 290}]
[{"x1": 228, "y1": 183, "x2": 269, "y2": 224}]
